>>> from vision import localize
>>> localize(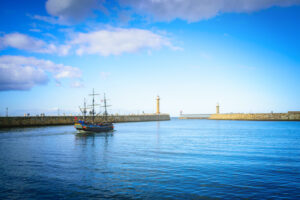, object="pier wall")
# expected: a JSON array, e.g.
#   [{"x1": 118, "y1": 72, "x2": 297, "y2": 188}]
[
  {"x1": 209, "y1": 113, "x2": 300, "y2": 121},
  {"x1": 179, "y1": 114, "x2": 211, "y2": 119},
  {"x1": 0, "y1": 114, "x2": 170, "y2": 128}
]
